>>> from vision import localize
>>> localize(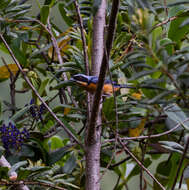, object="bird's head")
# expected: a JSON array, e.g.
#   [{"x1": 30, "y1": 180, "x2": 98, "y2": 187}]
[{"x1": 70, "y1": 74, "x2": 91, "y2": 86}]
